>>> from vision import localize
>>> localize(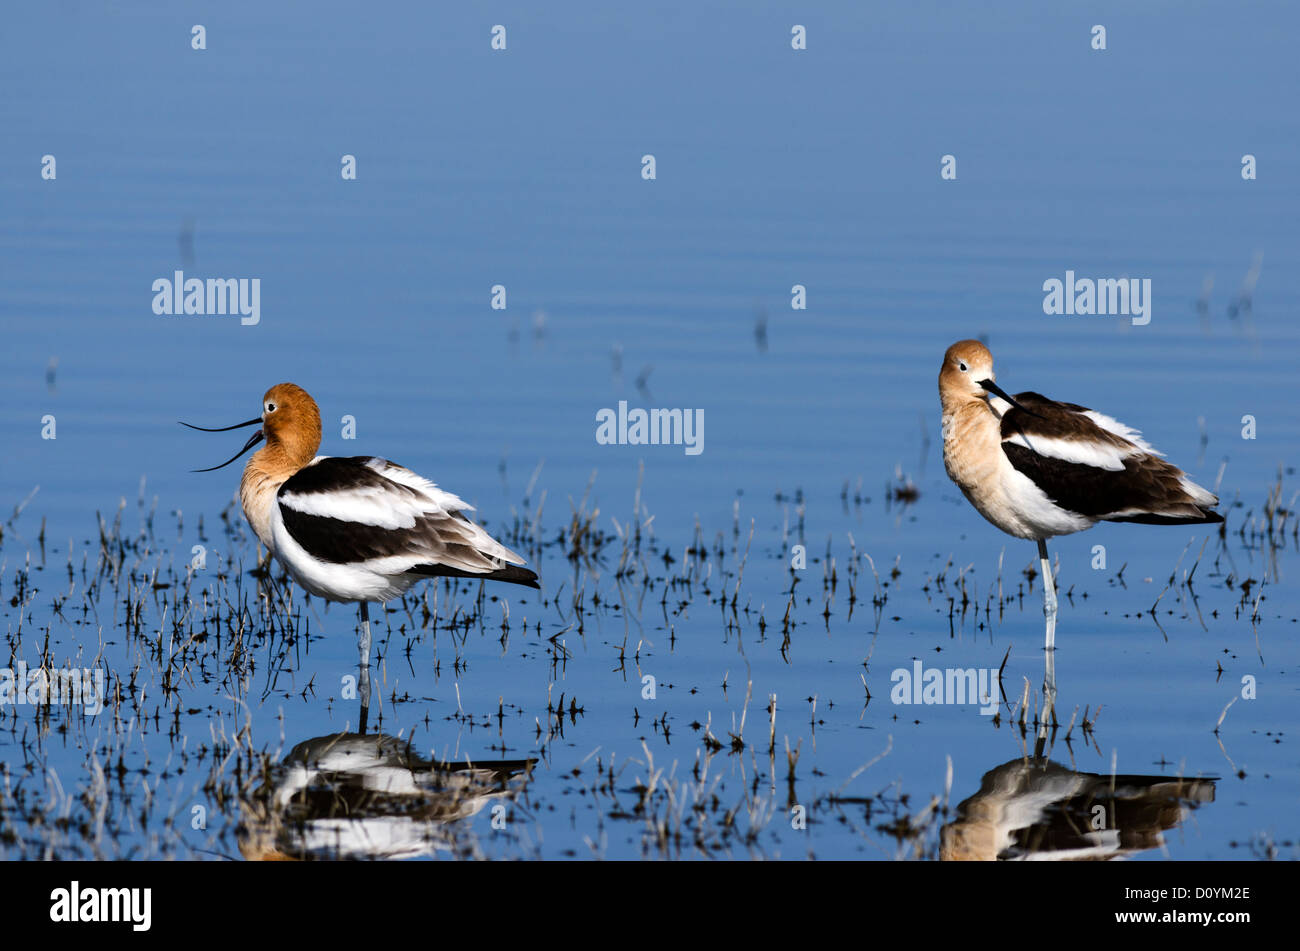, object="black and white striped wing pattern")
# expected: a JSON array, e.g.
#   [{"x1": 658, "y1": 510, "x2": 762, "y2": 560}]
[
  {"x1": 999, "y1": 393, "x2": 1222, "y2": 525},
  {"x1": 275, "y1": 456, "x2": 536, "y2": 582}
]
